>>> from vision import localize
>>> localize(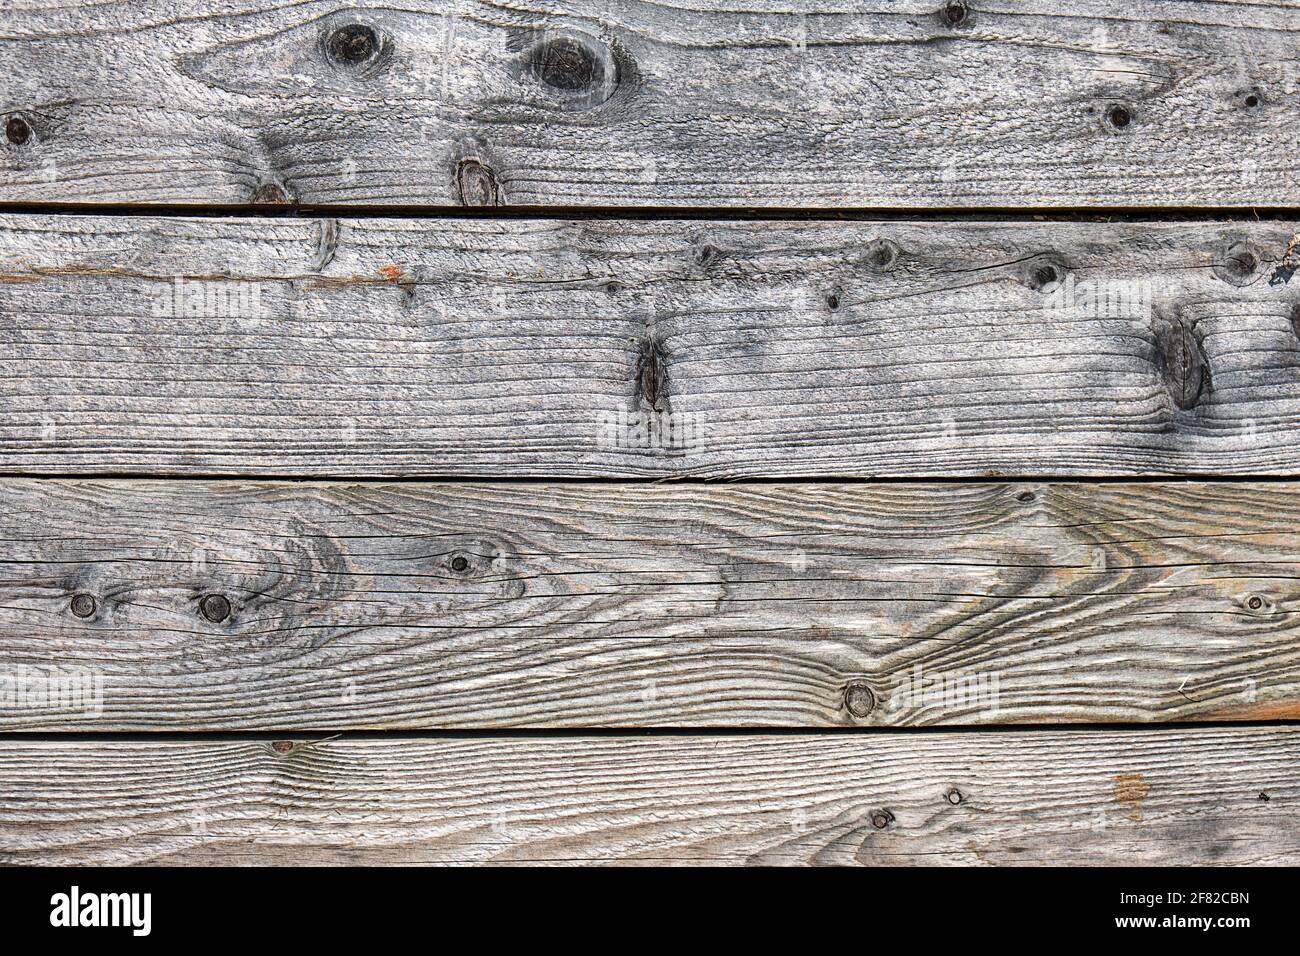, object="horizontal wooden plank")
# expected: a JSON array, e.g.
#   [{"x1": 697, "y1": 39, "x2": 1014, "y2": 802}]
[
  {"x1": 7, "y1": 212, "x2": 1300, "y2": 476},
  {"x1": 2, "y1": 215, "x2": 1299, "y2": 476},
  {"x1": 1, "y1": 1, "x2": 1296, "y2": 208},
  {"x1": 3, "y1": 479, "x2": 1300, "y2": 730},
  {"x1": 2, "y1": 727, "x2": 1294, "y2": 865}
]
